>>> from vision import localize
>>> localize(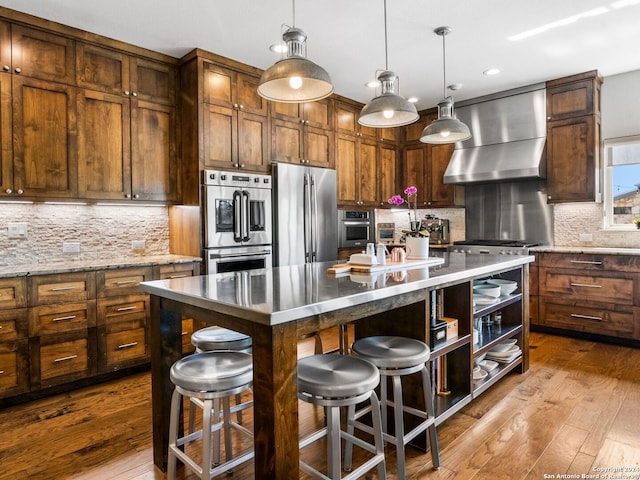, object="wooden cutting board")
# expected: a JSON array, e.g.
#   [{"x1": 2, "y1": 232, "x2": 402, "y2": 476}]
[{"x1": 327, "y1": 257, "x2": 444, "y2": 274}]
